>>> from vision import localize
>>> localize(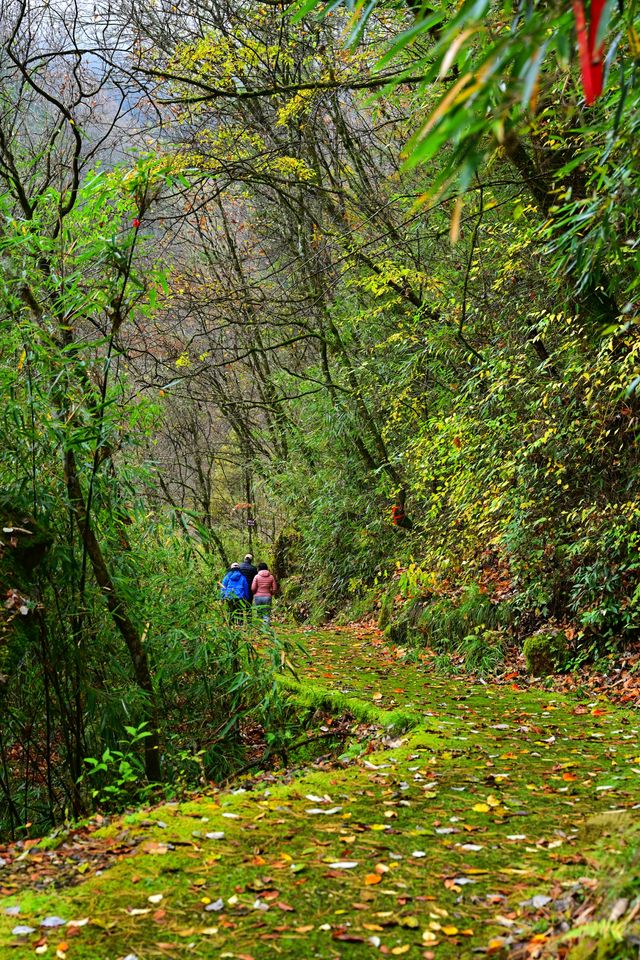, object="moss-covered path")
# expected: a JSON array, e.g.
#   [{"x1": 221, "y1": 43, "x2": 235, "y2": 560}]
[{"x1": 1, "y1": 627, "x2": 639, "y2": 959}]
